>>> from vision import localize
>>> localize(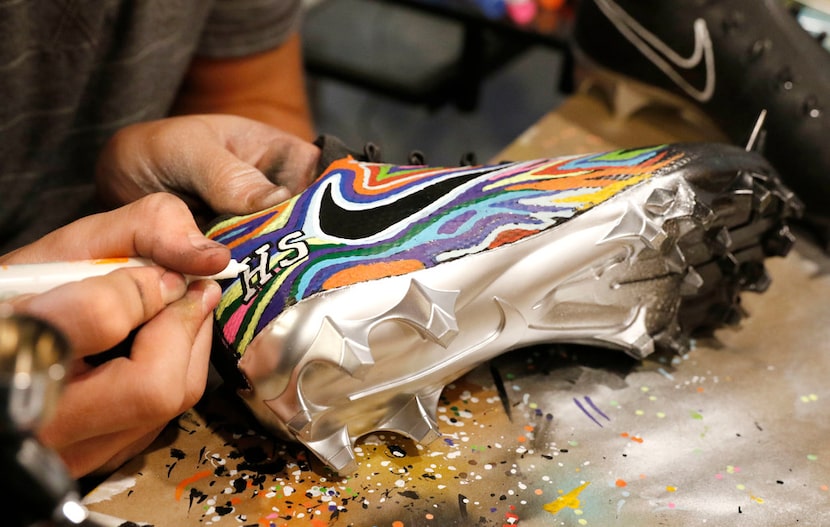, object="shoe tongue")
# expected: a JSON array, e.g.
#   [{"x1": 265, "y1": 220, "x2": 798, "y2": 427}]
[{"x1": 312, "y1": 134, "x2": 376, "y2": 176}]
